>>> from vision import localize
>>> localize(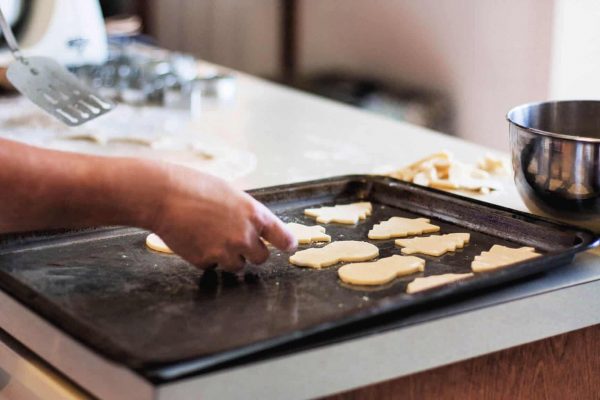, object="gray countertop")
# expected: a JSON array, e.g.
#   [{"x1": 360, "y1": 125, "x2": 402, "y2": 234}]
[{"x1": 0, "y1": 69, "x2": 598, "y2": 400}]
